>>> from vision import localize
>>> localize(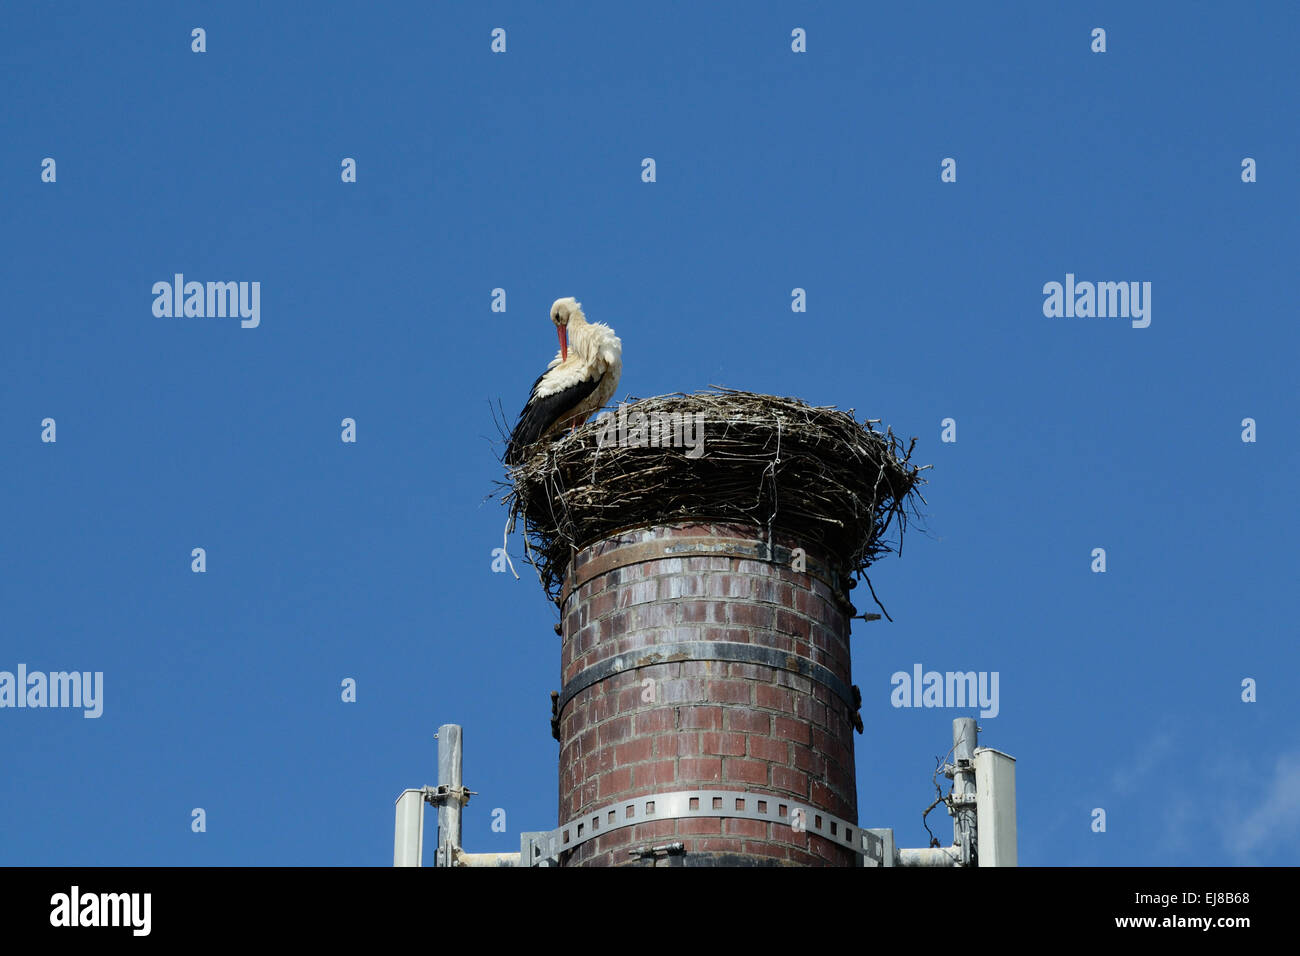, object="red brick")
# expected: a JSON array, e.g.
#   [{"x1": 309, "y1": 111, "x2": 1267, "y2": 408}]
[
  {"x1": 812, "y1": 601, "x2": 843, "y2": 632},
  {"x1": 662, "y1": 574, "x2": 707, "y2": 599},
  {"x1": 678, "y1": 659, "x2": 717, "y2": 680},
  {"x1": 724, "y1": 758, "x2": 769, "y2": 785},
  {"x1": 700, "y1": 732, "x2": 747, "y2": 756},
  {"x1": 774, "y1": 716, "x2": 811, "y2": 743},
  {"x1": 632, "y1": 820, "x2": 676, "y2": 841},
  {"x1": 708, "y1": 680, "x2": 752, "y2": 704},
  {"x1": 771, "y1": 765, "x2": 809, "y2": 797},
  {"x1": 664, "y1": 524, "x2": 713, "y2": 538},
  {"x1": 727, "y1": 662, "x2": 769, "y2": 681},
  {"x1": 633, "y1": 759, "x2": 677, "y2": 789},
  {"x1": 615, "y1": 632, "x2": 662, "y2": 657},
  {"x1": 632, "y1": 602, "x2": 675, "y2": 629},
  {"x1": 774, "y1": 608, "x2": 806, "y2": 636},
  {"x1": 597, "y1": 716, "x2": 633, "y2": 745},
  {"x1": 679, "y1": 705, "x2": 722, "y2": 730},
  {"x1": 693, "y1": 837, "x2": 749, "y2": 855},
  {"x1": 657, "y1": 677, "x2": 707, "y2": 704},
  {"x1": 678, "y1": 602, "x2": 715, "y2": 624},
  {"x1": 613, "y1": 737, "x2": 653, "y2": 766},
  {"x1": 724, "y1": 818, "x2": 768, "y2": 838},
  {"x1": 810, "y1": 833, "x2": 842, "y2": 863},
  {"x1": 756, "y1": 683, "x2": 794, "y2": 712},
  {"x1": 590, "y1": 747, "x2": 614, "y2": 775},
  {"x1": 754, "y1": 578, "x2": 793, "y2": 606},
  {"x1": 655, "y1": 733, "x2": 698, "y2": 757},
  {"x1": 743, "y1": 840, "x2": 799, "y2": 861},
  {"x1": 707, "y1": 574, "x2": 753, "y2": 599},
  {"x1": 726, "y1": 709, "x2": 770, "y2": 734},
  {"x1": 815, "y1": 599, "x2": 841, "y2": 629},
  {"x1": 813, "y1": 728, "x2": 849, "y2": 767},
  {"x1": 617, "y1": 683, "x2": 644, "y2": 714},
  {"x1": 650, "y1": 557, "x2": 686, "y2": 575},
  {"x1": 679, "y1": 757, "x2": 722, "y2": 783},
  {"x1": 634, "y1": 709, "x2": 675, "y2": 735},
  {"x1": 815, "y1": 778, "x2": 852, "y2": 807},
  {"x1": 587, "y1": 590, "x2": 616, "y2": 621},
  {"x1": 791, "y1": 743, "x2": 824, "y2": 774},
  {"x1": 725, "y1": 603, "x2": 773, "y2": 628},
  {"x1": 748, "y1": 736, "x2": 790, "y2": 764},
  {"x1": 825, "y1": 758, "x2": 855, "y2": 794},
  {"x1": 677, "y1": 817, "x2": 722, "y2": 836},
  {"x1": 569, "y1": 705, "x2": 587, "y2": 734},
  {"x1": 795, "y1": 694, "x2": 828, "y2": 726},
  {"x1": 619, "y1": 579, "x2": 659, "y2": 607},
  {"x1": 588, "y1": 693, "x2": 614, "y2": 725},
  {"x1": 599, "y1": 767, "x2": 633, "y2": 798},
  {"x1": 774, "y1": 670, "x2": 813, "y2": 695}
]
